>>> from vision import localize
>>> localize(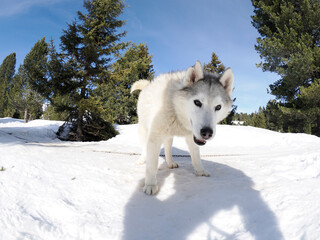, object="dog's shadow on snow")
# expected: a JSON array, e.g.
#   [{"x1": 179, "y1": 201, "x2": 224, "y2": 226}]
[{"x1": 122, "y1": 147, "x2": 283, "y2": 240}]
